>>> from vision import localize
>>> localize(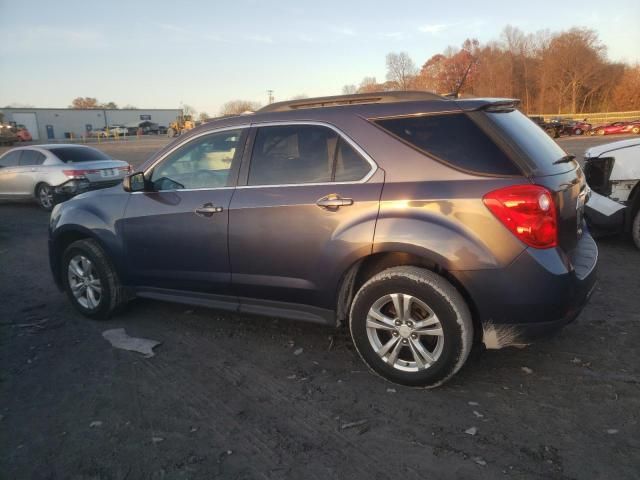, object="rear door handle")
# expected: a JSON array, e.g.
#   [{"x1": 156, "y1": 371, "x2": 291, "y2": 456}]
[
  {"x1": 316, "y1": 194, "x2": 354, "y2": 209},
  {"x1": 195, "y1": 203, "x2": 224, "y2": 217}
]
